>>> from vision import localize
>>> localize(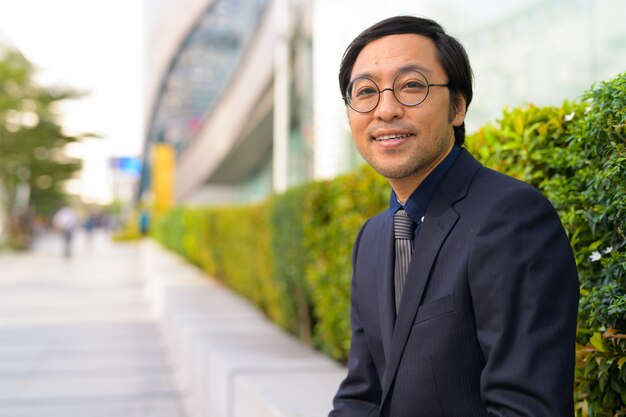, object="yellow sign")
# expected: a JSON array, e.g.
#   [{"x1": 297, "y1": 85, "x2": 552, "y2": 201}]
[{"x1": 152, "y1": 143, "x2": 175, "y2": 215}]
